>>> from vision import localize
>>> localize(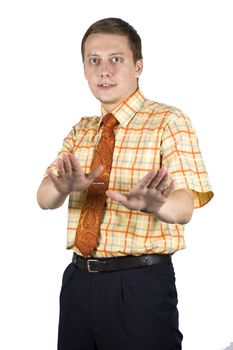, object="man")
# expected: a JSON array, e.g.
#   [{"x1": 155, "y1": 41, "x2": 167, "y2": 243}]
[{"x1": 37, "y1": 17, "x2": 213, "y2": 350}]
